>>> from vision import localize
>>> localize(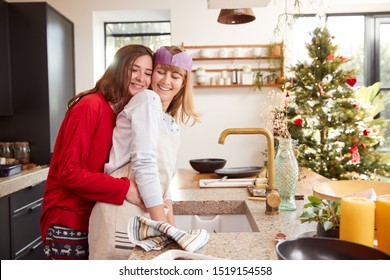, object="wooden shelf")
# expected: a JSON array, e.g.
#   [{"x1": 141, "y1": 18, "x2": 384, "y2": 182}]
[
  {"x1": 194, "y1": 84, "x2": 282, "y2": 88},
  {"x1": 192, "y1": 67, "x2": 282, "y2": 73},
  {"x1": 193, "y1": 56, "x2": 282, "y2": 61},
  {"x1": 182, "y1": 43, "x2": 284, "y2": 90}
]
